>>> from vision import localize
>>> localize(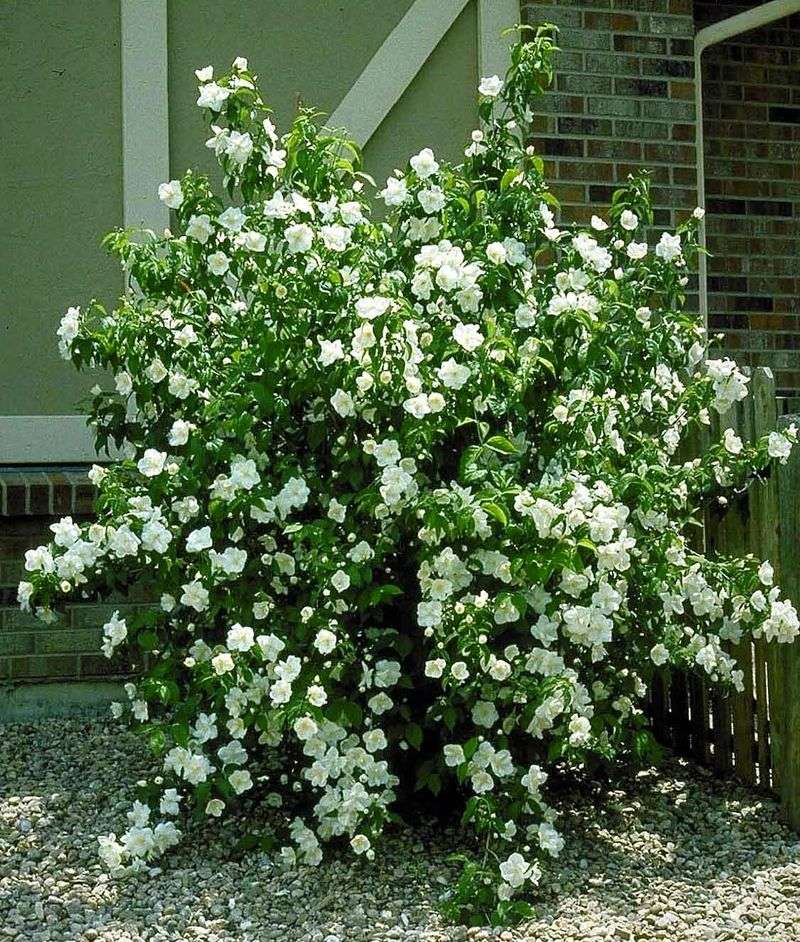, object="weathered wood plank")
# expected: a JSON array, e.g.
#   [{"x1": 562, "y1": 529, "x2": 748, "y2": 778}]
[{"x1": 774, "y1": 412, "x2": 800, "y2": 827}]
